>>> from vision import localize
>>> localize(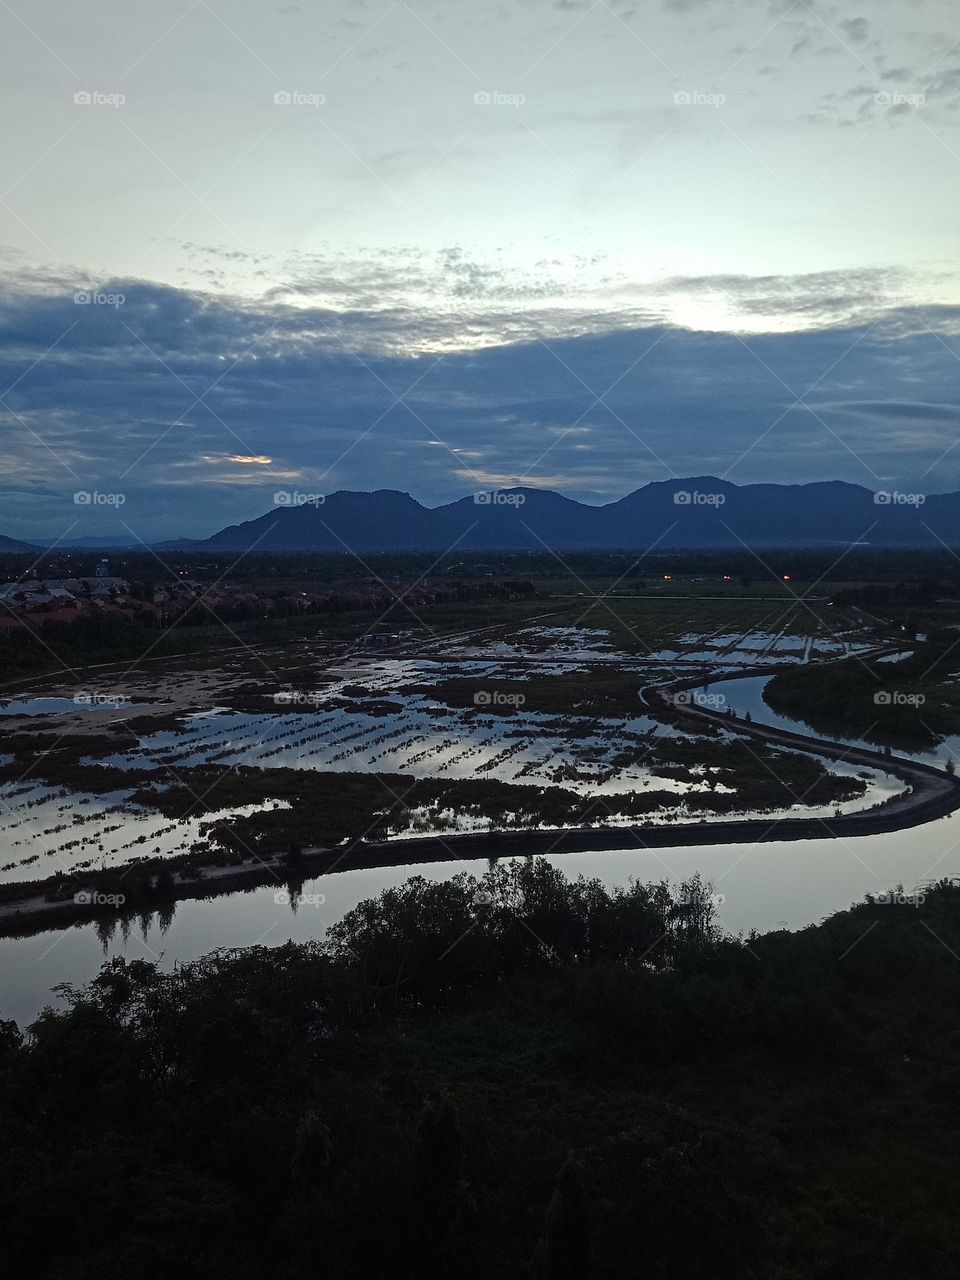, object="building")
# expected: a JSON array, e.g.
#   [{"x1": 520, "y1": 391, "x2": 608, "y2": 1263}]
[{"x1": 0, "y1": 576, "x2": 130, "y2": 610}]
